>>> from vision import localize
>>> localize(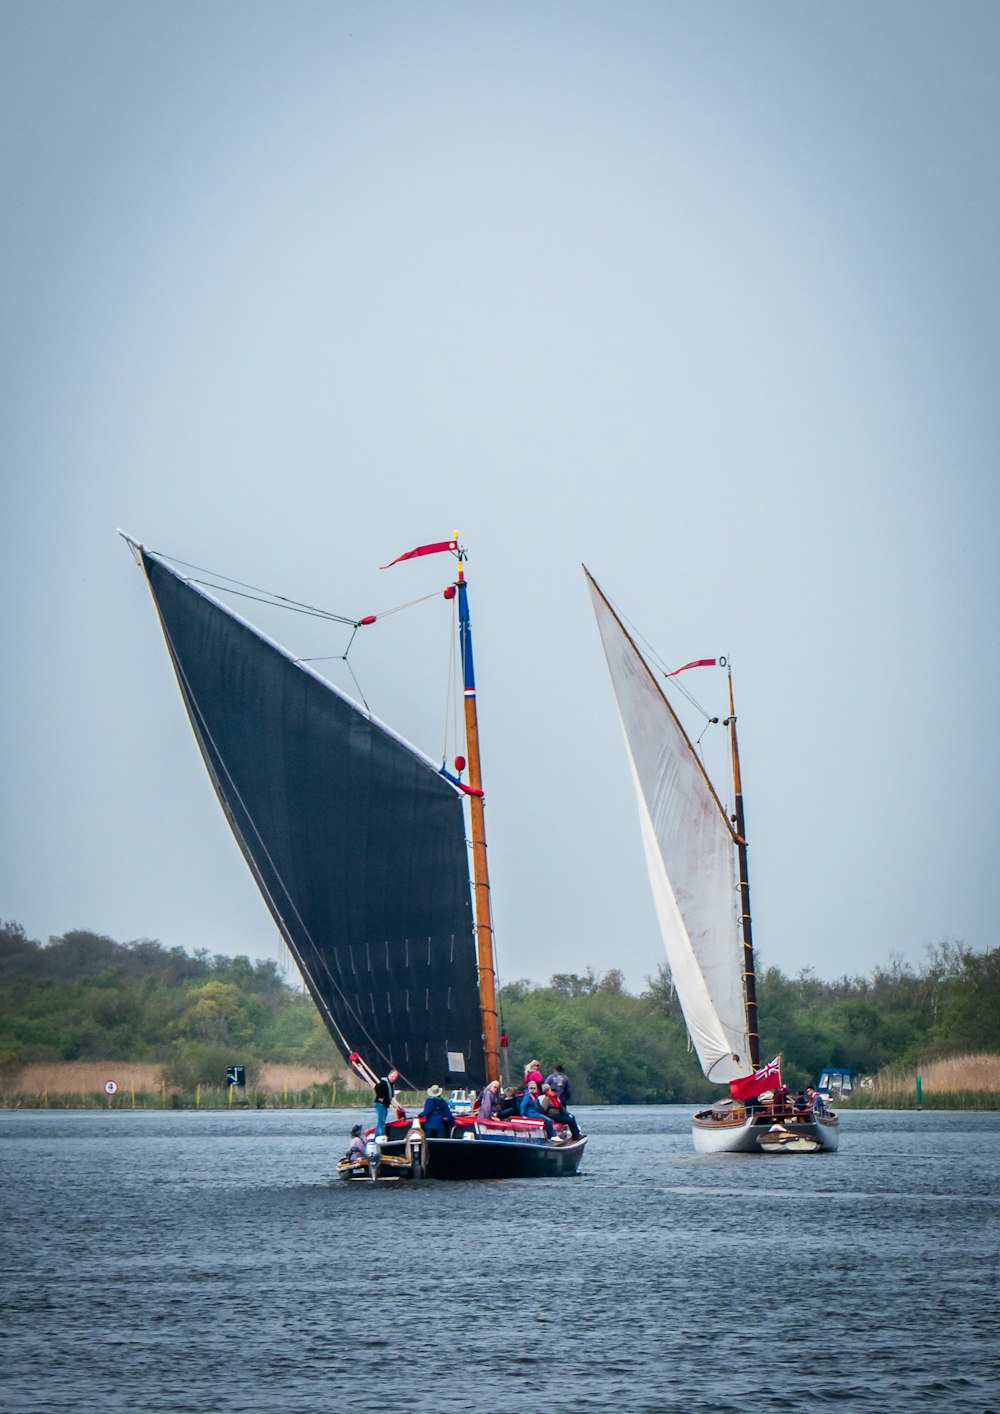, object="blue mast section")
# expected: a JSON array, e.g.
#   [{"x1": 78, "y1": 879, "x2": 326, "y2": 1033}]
[{"x1": 458, "y1": 580, "x2": 475, "y2": 698}]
